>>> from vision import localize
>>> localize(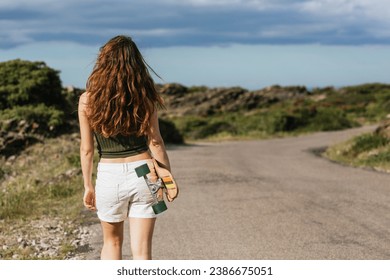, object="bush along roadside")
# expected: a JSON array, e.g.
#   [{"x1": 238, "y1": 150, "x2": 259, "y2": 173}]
[
  {"x1": 0, "y1": 60, "x2": 73, "y2": 158},
  {"x1": 324, "y1": 120, "x2": 390, "y2": 173},
  {"x1": 169, "y1": 105, "x2": 357, "y2": 141}
]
